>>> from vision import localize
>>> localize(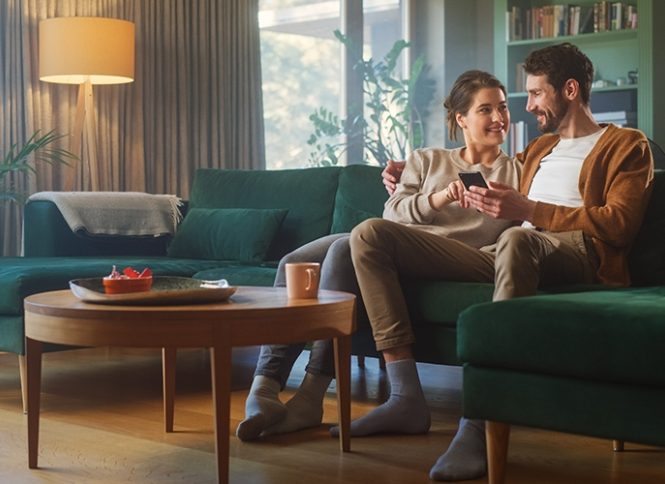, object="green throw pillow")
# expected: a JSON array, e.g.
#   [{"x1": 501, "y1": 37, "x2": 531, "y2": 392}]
[
  {"x1": 167, "y1": 208, "x2": 288, "y2": 262},
  {"x1": 330, "y1": 196, "x2": 379, "y2": 234}
]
